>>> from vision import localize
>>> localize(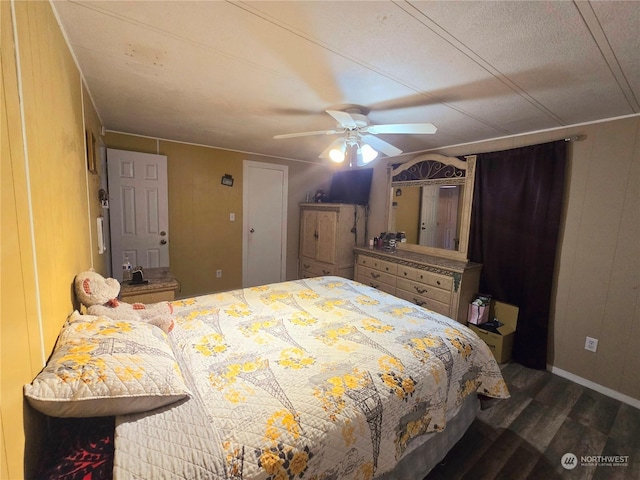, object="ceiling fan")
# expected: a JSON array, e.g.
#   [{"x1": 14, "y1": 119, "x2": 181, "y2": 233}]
[{"x1": 273, "y1": 108, "x2": 437, "y2": 166}]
